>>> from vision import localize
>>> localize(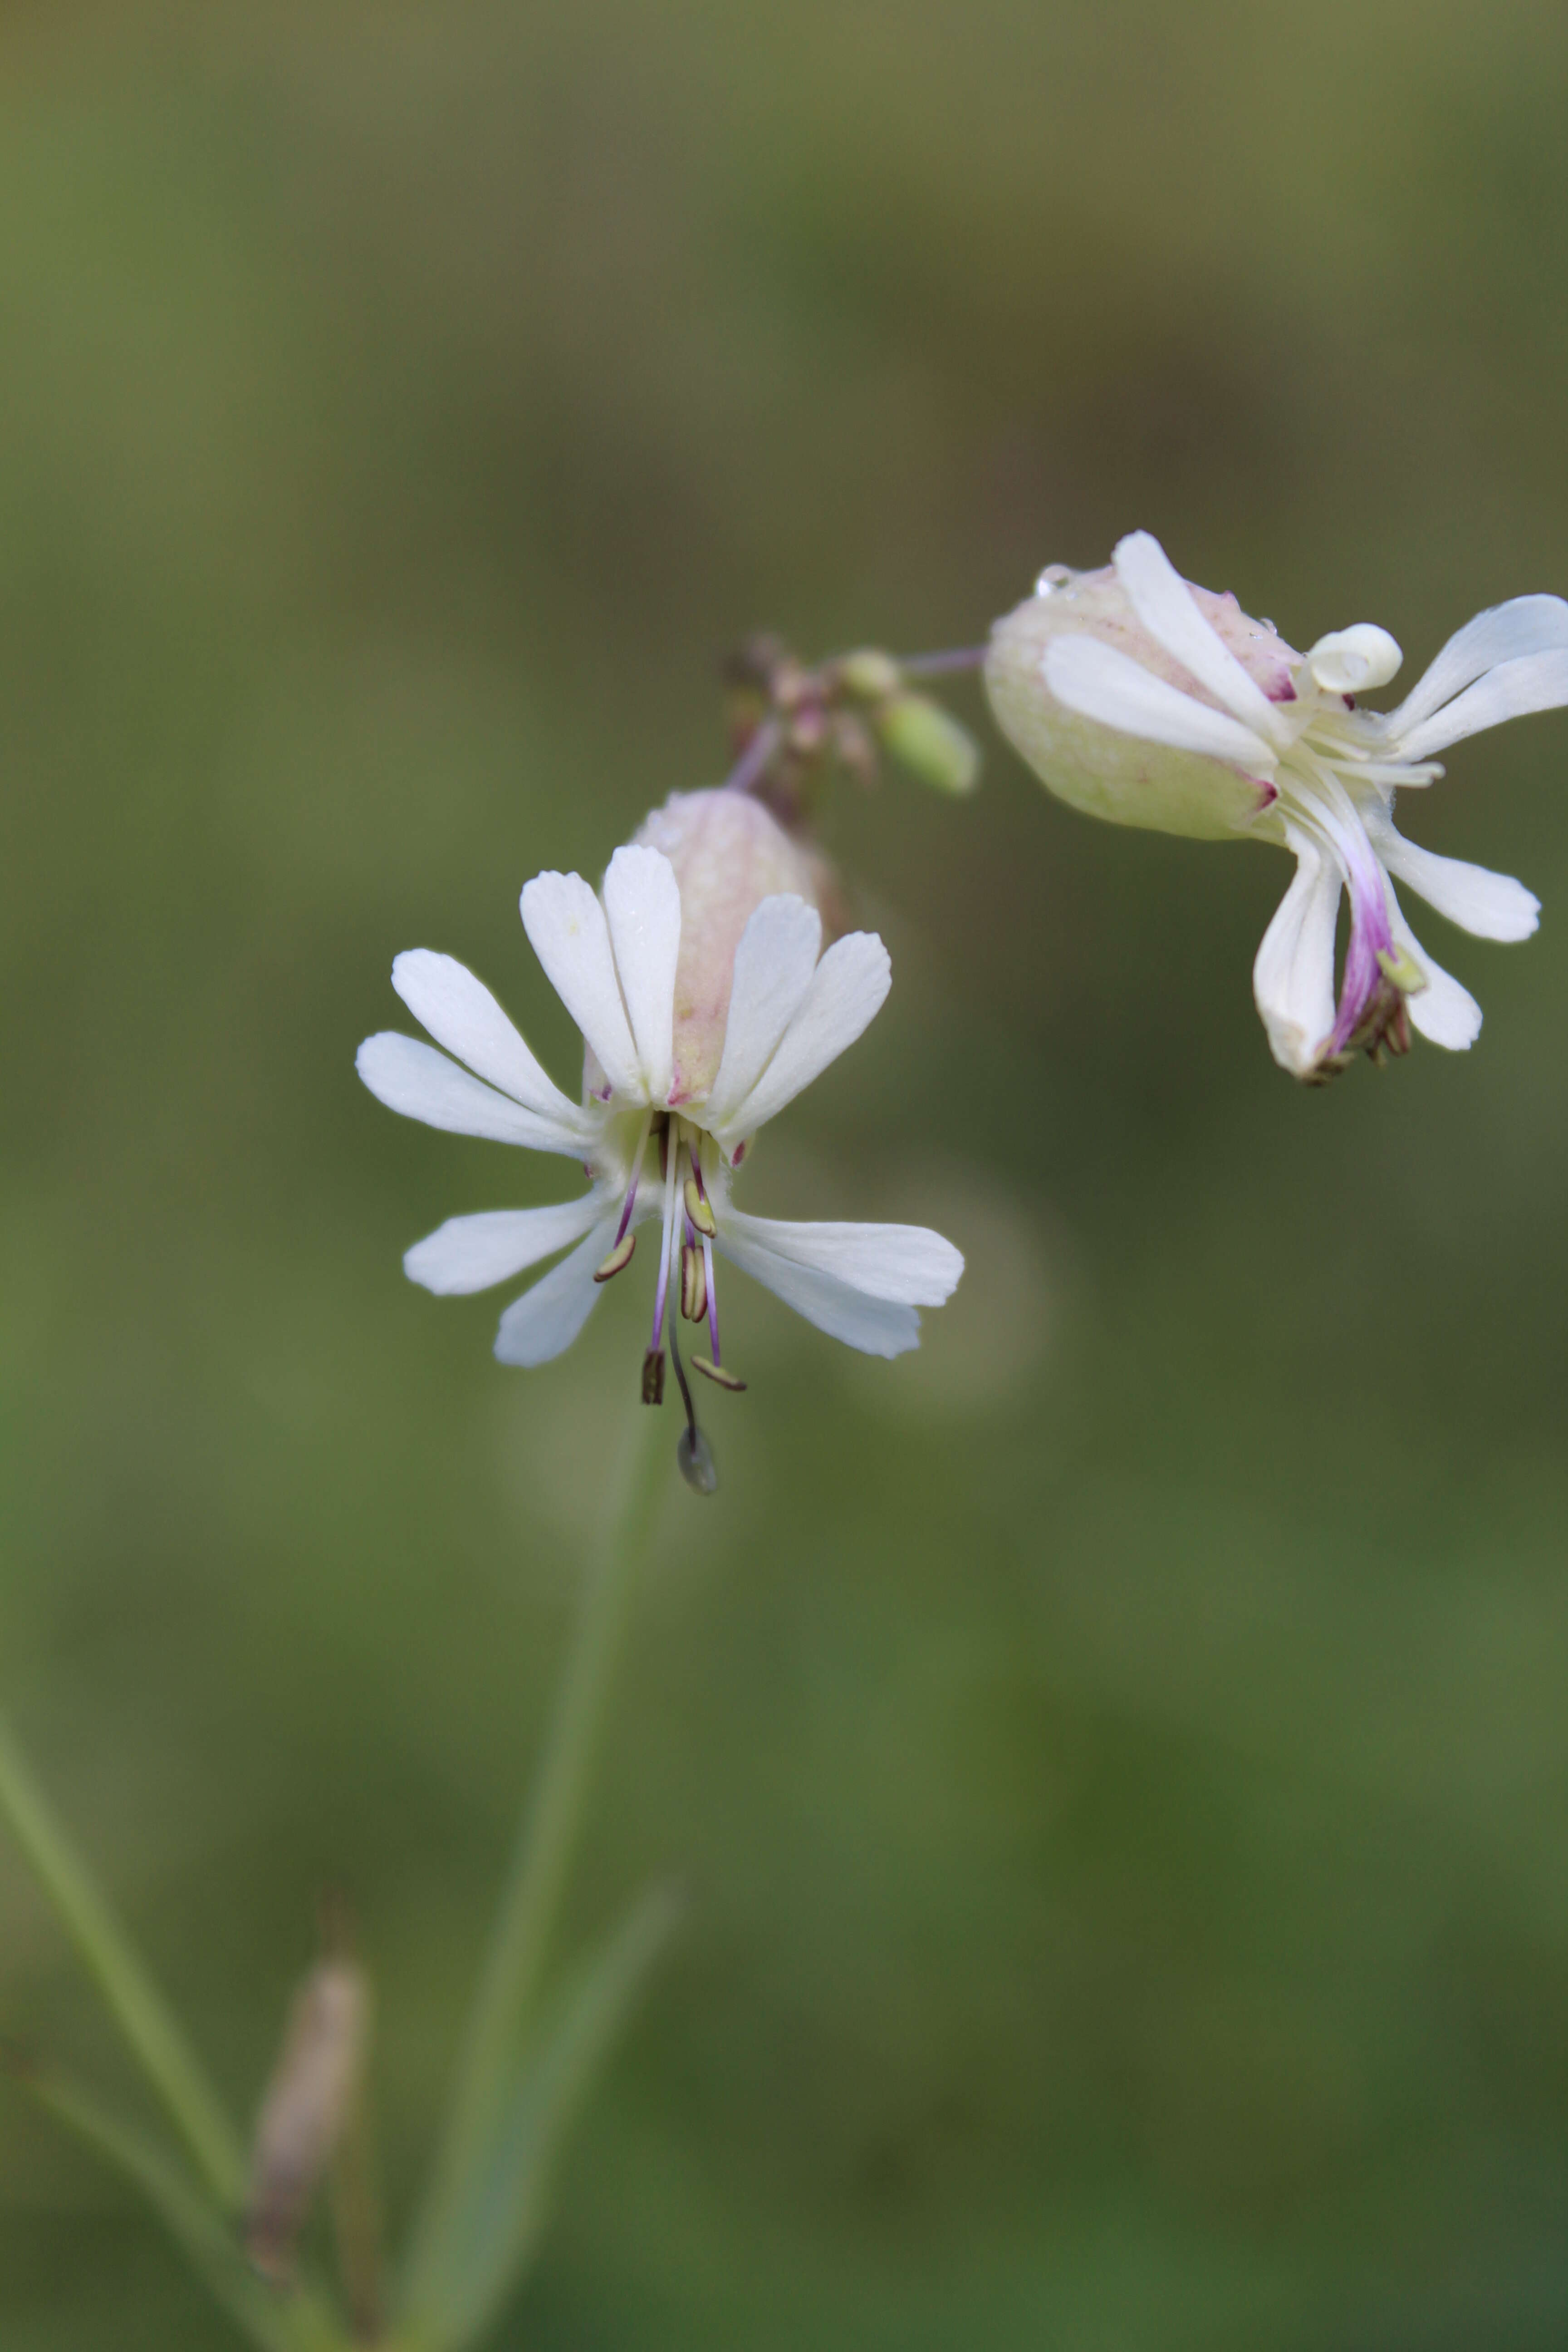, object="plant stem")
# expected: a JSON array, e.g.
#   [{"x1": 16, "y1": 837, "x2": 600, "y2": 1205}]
[
  {"x1": 404, "y1": 1405, "x2": 667, "y2": 2305},
  {"x1": 10, "y1": 2057, "x2": 341, "y2": 2352},
  {"x1": 719, "y1": 716, "x2": 783, "y2": 795},
  {"x1": 0, "y1": 1713, "x2": 245, "y2": 2205}
]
